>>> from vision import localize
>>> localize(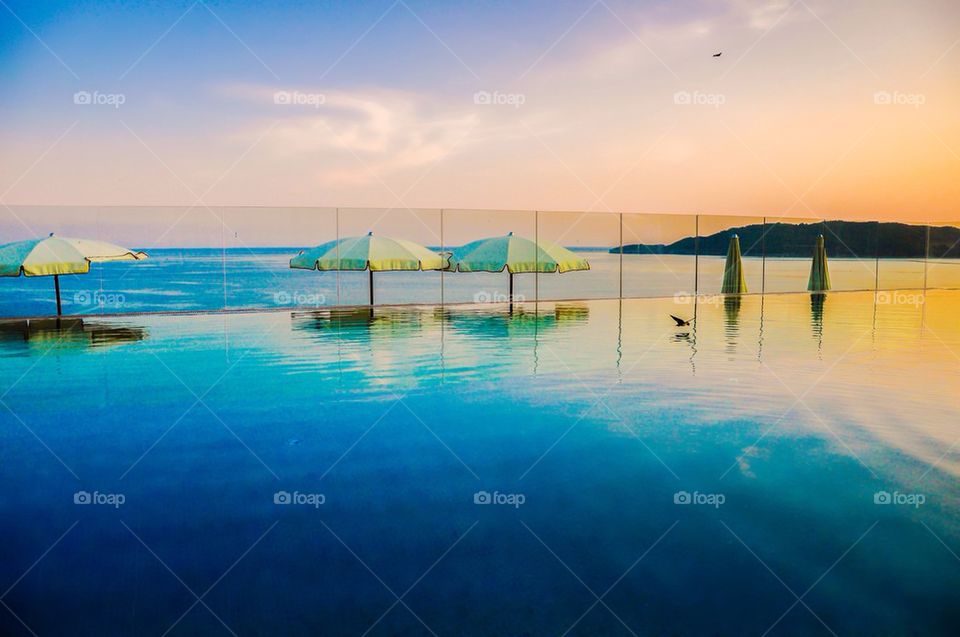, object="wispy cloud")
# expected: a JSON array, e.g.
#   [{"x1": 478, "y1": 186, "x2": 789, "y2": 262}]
[{"x1": 222, "y1": 85, "x2": 479, "y2": 184}]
